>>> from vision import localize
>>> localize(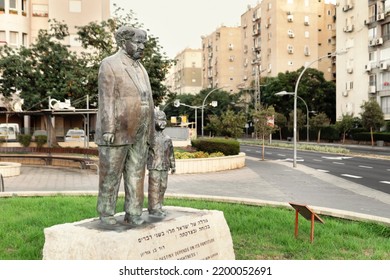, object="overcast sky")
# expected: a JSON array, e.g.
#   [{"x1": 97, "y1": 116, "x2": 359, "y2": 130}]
[{"x1": 111, "y1": 0, "x2": 336, "y2": 59}]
